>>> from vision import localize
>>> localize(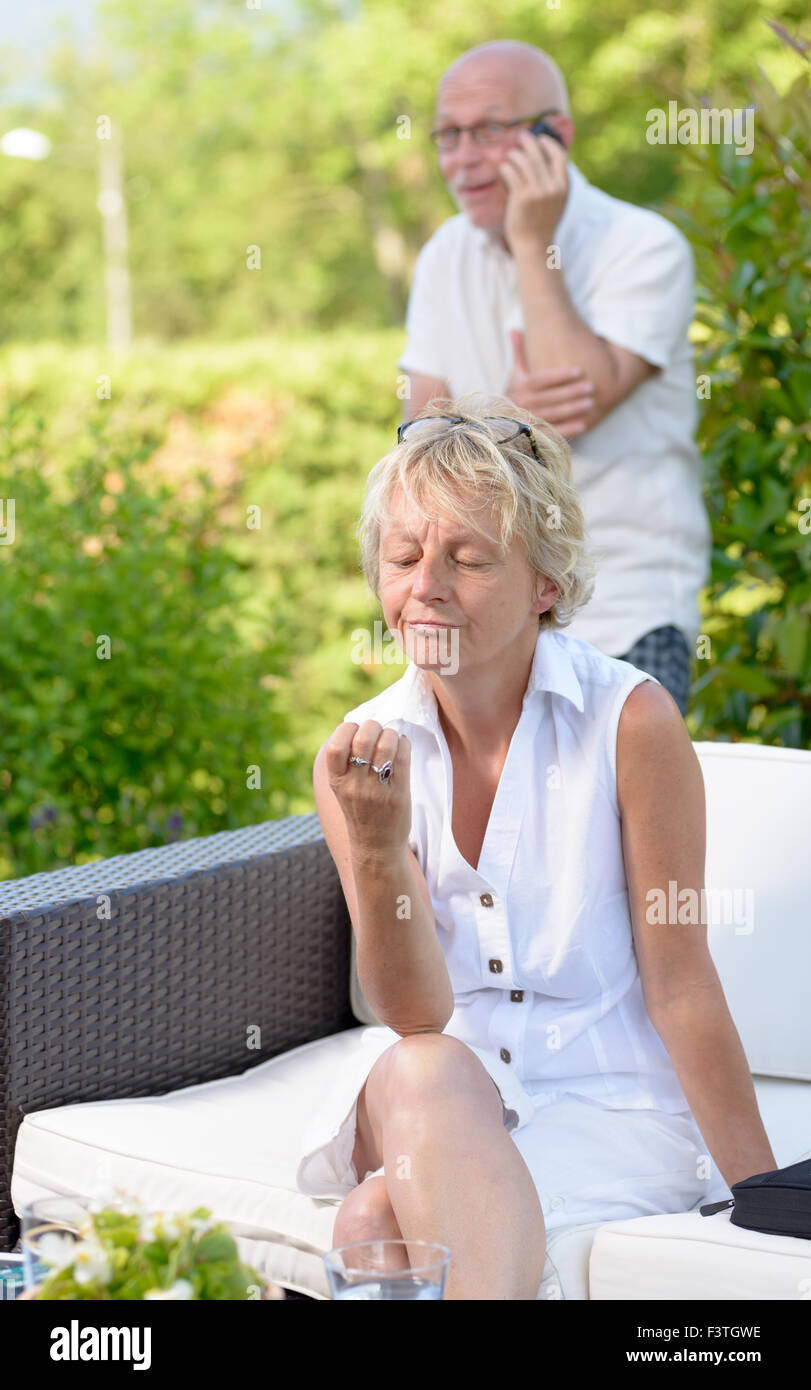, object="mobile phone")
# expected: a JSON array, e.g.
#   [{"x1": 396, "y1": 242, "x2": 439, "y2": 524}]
[{"x1": 530, "y1": 118, "x2": 565, "y2": 148}]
